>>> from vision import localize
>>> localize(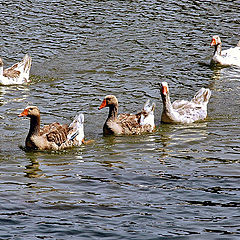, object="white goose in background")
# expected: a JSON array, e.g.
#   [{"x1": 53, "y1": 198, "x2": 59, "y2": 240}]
[
  {"x1": 0, "y1": 54, "x2": 32, "y2": 85},
  {"x1": 160, "y1": 82, "x2": 211, "y2": 124},
  {"x1": 210, "y1": 35, "x2": 240, "y2": 67}
]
